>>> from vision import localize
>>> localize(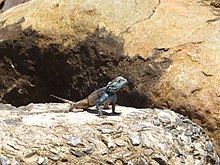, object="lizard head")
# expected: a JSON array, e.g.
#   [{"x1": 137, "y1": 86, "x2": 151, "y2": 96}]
[{"x1": 106, "y1": 76, "x2": 128, "y2": 93}]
